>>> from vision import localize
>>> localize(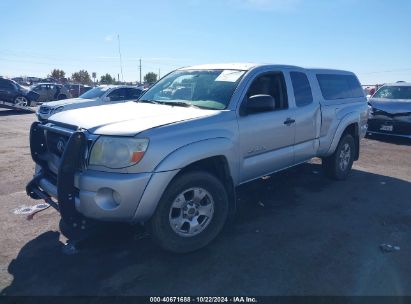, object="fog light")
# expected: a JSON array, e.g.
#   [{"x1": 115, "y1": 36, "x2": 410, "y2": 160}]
[{"x1": 95, "y1": 188, "x2": 120, "y2": 210}]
